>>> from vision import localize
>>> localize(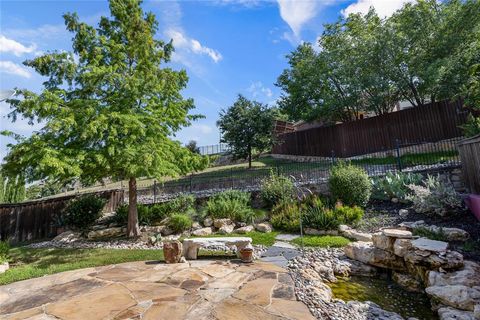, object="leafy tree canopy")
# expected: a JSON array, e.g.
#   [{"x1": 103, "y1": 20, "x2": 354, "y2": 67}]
[
  {"x1": 217, "y1": 95, "x2": 276, "y2": 168},
  {"x1": 1, "y1": 0, "x2": 206, "y2": 236}
]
